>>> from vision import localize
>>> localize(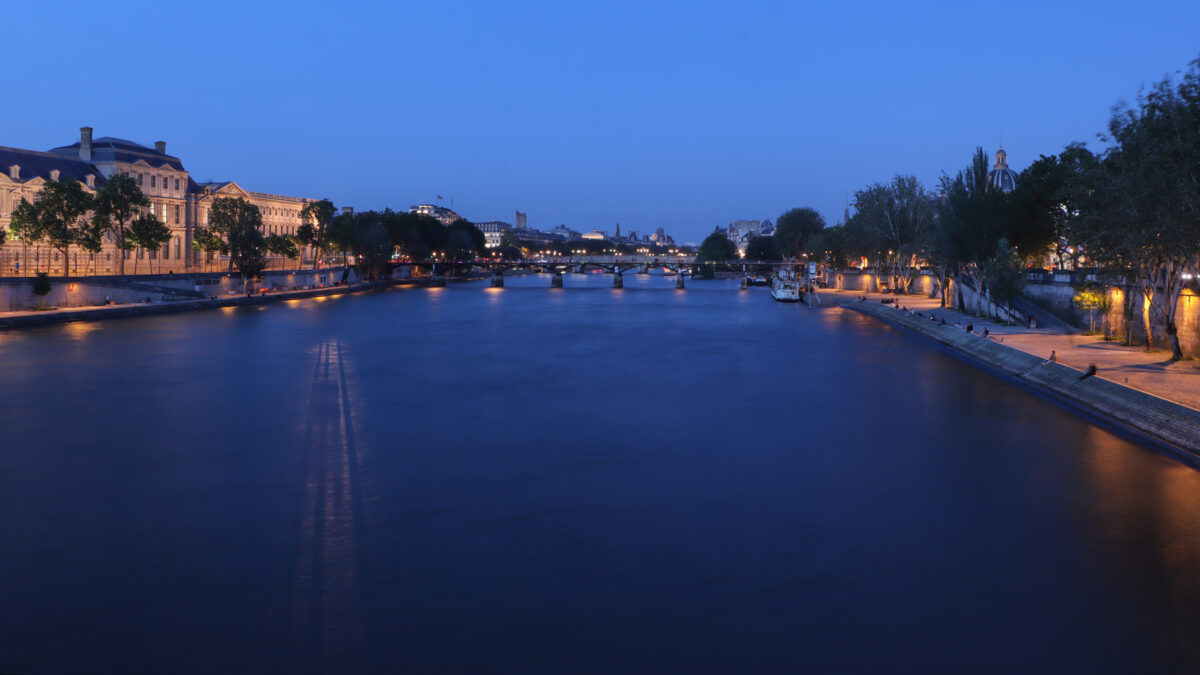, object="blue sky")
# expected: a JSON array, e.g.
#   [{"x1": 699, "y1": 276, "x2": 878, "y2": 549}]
[{"x1": 4, "y1": 0, "x2": 1199, "y2": 242}]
